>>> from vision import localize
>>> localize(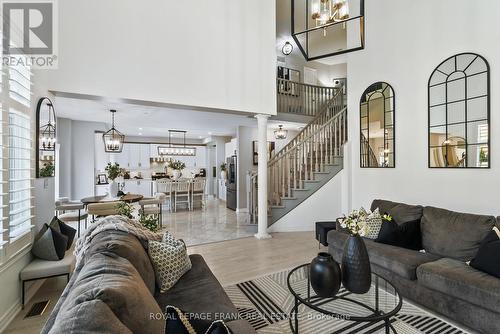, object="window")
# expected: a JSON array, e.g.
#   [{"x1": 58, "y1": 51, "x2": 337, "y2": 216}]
[
  {"x1": 428, "y1": 53, "x2": 490, "y2": 168},
  {"x1": 0, "y1": 60, "x2": 34, "y2": 247}
]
